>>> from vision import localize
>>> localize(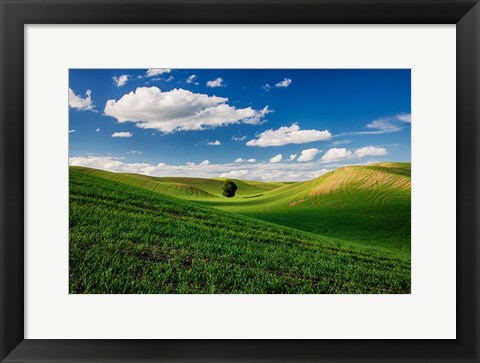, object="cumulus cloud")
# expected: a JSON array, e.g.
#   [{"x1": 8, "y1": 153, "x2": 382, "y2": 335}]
[
  {"x1": 104, "y1": 86, "x2": 270, "y2": 133},
  {"x1": 235, "y1": 158, "x2": 256, "y2": 163},
  {"x1": 321, "y1": 146, "x2": 387, "y2": 163},
  {"x1": 297, "y1": 148, "x2": 321, "y2": 162},
  {"x1": 207, "y1": 140, "x2": 221, "y2": 146},
  {"x1": 321, "y1": 148, "x2": 353, "y2": 163},
  {"x1": 200, "y1": 160, "x2": 210, "y2": 165},
  {"x1": 354, "y1": 146, "x2": 387, "y2": 158},
  {"x1": 69, "y1": 155, "x2": 333, "y2": 182},
  {"x1": 270, "y1": 154, "x2": 283, "y2": 163},
  {"x1": 275, "y1": 78, "x2": 292, "y2": 88},
  {"x1": 112, "y1": 132, "x2": 132, "y2": 138},
  {"x1": 69, "y1": 129, "x2": 76, "y2": 133},
  {"x1": 206, "y1": 77, "x2": 224, "y2": 88},
  {"x1": 186, "y1": 74, "x2": 197, "y2": 83},
  {"x1": 96, "y1": 128, "x2": 101, "y2": 132},
  {"x1": 220, "y1": 170, "x2": 249, "y2": 178},
  {"x1": 145, "y1": 69, "x2": 171, "y2": 77},
  {"x1": 289, "y1": 154, "x2": 297, "y2": 161},
  {"x1": 113, "y1": 75, "x2": 129, "y2": 87},
  {"x1": 69, "y1": 88, "x2": 94, "y2": 111},
  {"x1": 247, "y1": 123, "x2": 331, "y2": 147}
]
